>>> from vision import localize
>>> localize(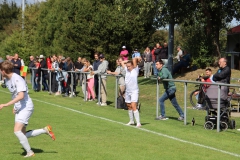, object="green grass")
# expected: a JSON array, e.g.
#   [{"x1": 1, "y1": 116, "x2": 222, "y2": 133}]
[{"x1": 1, "y1": 76, "x2": 240, "y2": 160}]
